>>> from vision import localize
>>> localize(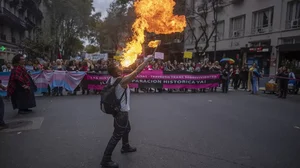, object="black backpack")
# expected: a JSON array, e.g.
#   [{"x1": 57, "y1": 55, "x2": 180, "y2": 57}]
[{"x1": 100, "y1": 77, "x2": 127, "y2": 116}]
